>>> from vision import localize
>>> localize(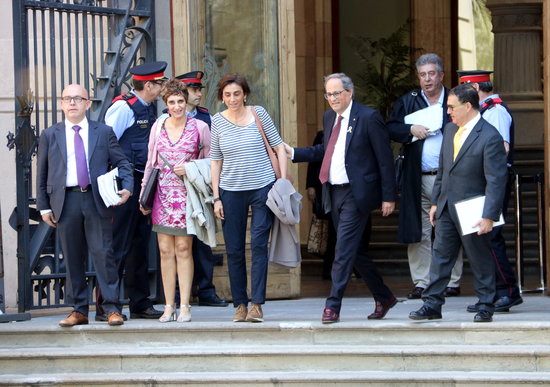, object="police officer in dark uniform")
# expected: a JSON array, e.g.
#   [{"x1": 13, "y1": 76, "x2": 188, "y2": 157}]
[
  {"x1": 96, "y1": 61, "x2": 169, "y2": 320},
  {"x1": 458, "y1": 70, "x2": 522, "y2": 313},
  {"x1": 175, "y1": 70, "x2": 227, "y2": 307}
]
